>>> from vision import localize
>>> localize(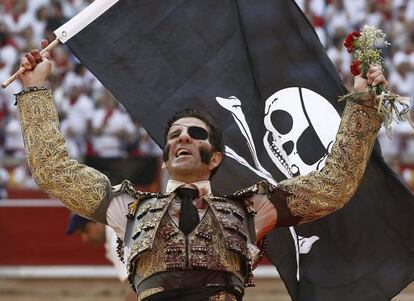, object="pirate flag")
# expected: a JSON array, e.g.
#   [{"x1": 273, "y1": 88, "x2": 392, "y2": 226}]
[{"x1": 52, "y1": 0, "x2": 414, "y2": 299}]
